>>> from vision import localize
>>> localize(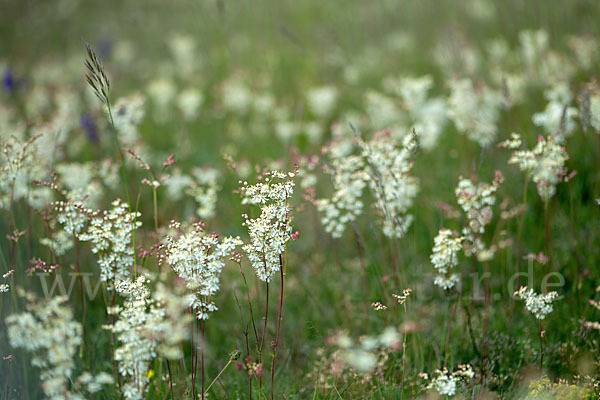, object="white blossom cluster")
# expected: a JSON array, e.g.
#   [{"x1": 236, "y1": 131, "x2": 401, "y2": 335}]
[
  {"x1": 455, "y1": 175, "x2": 501, "y2": 234},
  {"x1": 112, "y1": 94, "x2": 146, "y2": 146},
  {"x1": 317, "y1": 131, "x2": 418, "y2": 239},
  {"x1": 532, "y1": 82, "x2": 578, "y2": 140},
  {"x1": 383, "y1": 74, "x2": 448, "y2": 150},
  {"x1": 105, "y1": 276, "x2": 192, "y2": 400},
  {"x1": 330, "y1": 327, "x2": 402, "y2": 374},
  {"x1": 447, "y1": 79, "x2": 502, "y2": 147},
  {"x1": 306, "y1": 85, "x2": 338, "y2": 119},
  {"x1": 107, "y1": 276, "x2": 160, "y2": 400},
  {"x1": 241, "y1": 170, "x2": 295, "y2": 282},
  {"x1": 151, "y1": 282, "x2": 193, "y2": 359},
  {"x1": 316, "y1": 154, "x2": 367, "y2": 238},
  {"x1": 514, "y1": 286, "x2": 559, "y2": 320},
  {"x1": 504, "y1": 133, "x2": 569, "y2": 201},
  {"x1": 165, "y1": 222, "x2": 242, "y2": 319},
  {"x1": 431, "y1": 229, "x2": 463, "y2": 290},
  {"x1": 185, "y1": 167, "x2": 221, "y2": 220},
  {"x1": 358, "y1": 131, "x2": 419, "y2": 238},
  {"x1": 78, "y1": 199, "x2": 142, "y2": 284},
  {"x1": 7, "y1": 293, "x2": 112, "y2": 399},
  {"x1": 427, "y1": 364, "x2": 474, "y2": 397}
]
